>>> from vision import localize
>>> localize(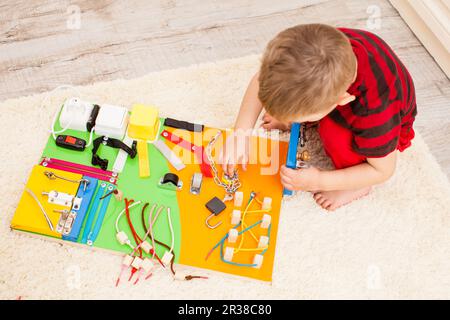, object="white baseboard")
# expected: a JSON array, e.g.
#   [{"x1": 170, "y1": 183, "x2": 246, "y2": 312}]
[{"x1": 390, "y1": 0, "x2": 450, "y2": 78}]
